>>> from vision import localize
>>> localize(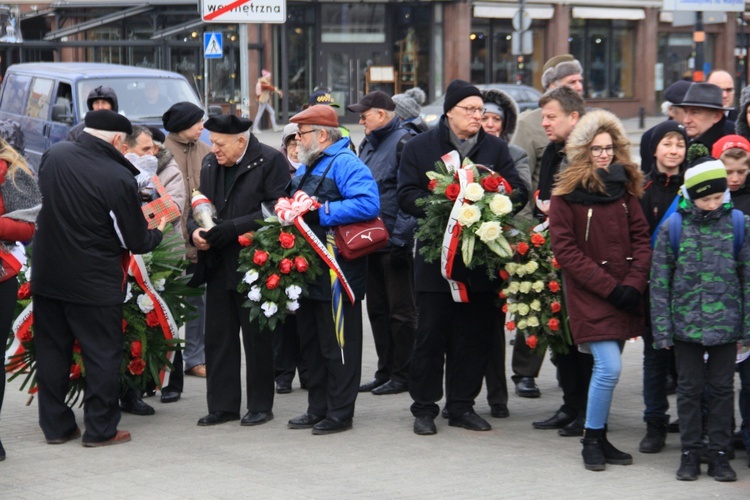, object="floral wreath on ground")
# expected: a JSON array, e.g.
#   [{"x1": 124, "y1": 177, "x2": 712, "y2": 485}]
[
  {"x1": 415, "y1": 152, "x2": 516, "y2": 279},
  {"x1": 236, "y1": 216, "x2": 322, "y2": 331},
  {"x1": 500, "y1": 222, "x2": 571, "y2": 355},
  {"x1": 5, "y1": 229, "x2": 196, "y2": 406}
]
